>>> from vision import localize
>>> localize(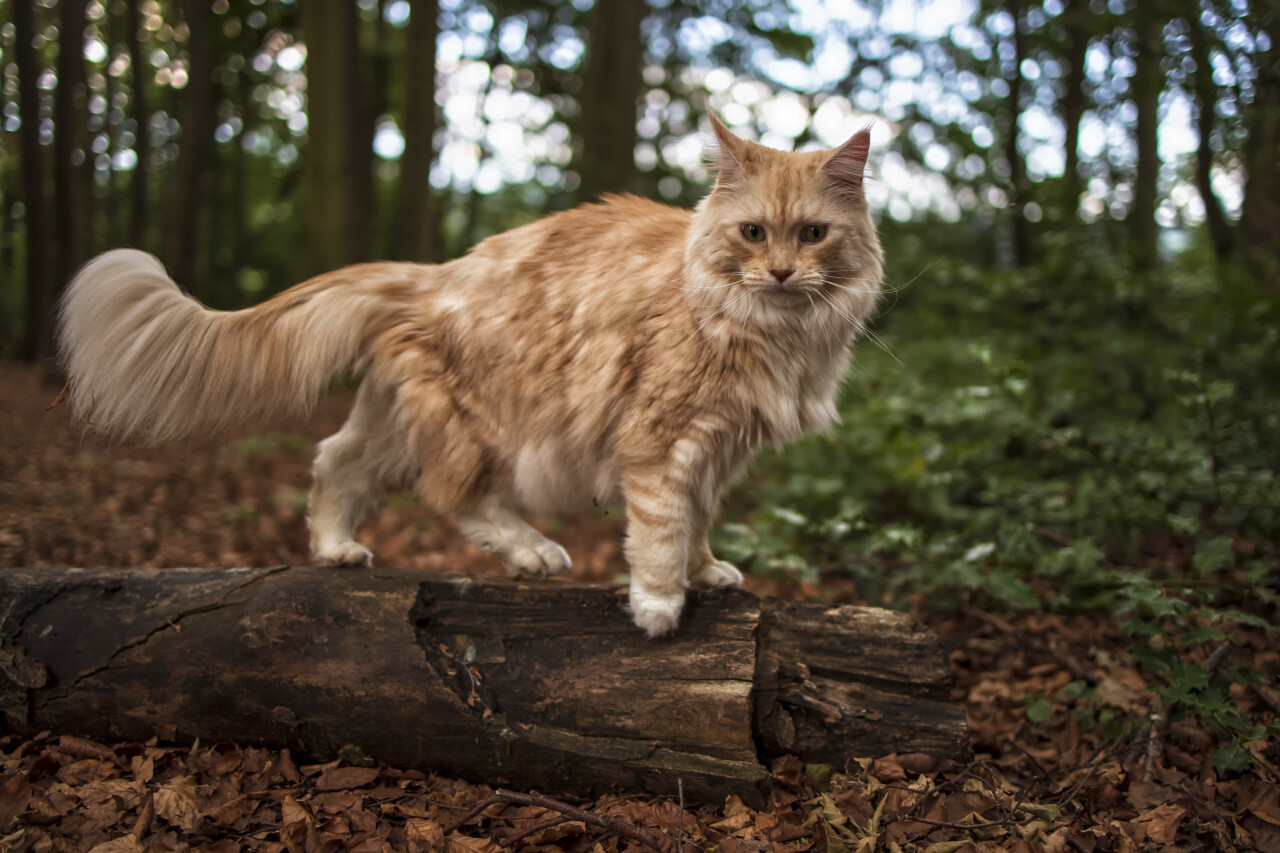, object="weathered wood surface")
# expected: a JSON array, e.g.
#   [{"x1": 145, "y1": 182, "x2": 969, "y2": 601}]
[{"x1": 0, "y1": 567, "x2": 968, "y2": 805}]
